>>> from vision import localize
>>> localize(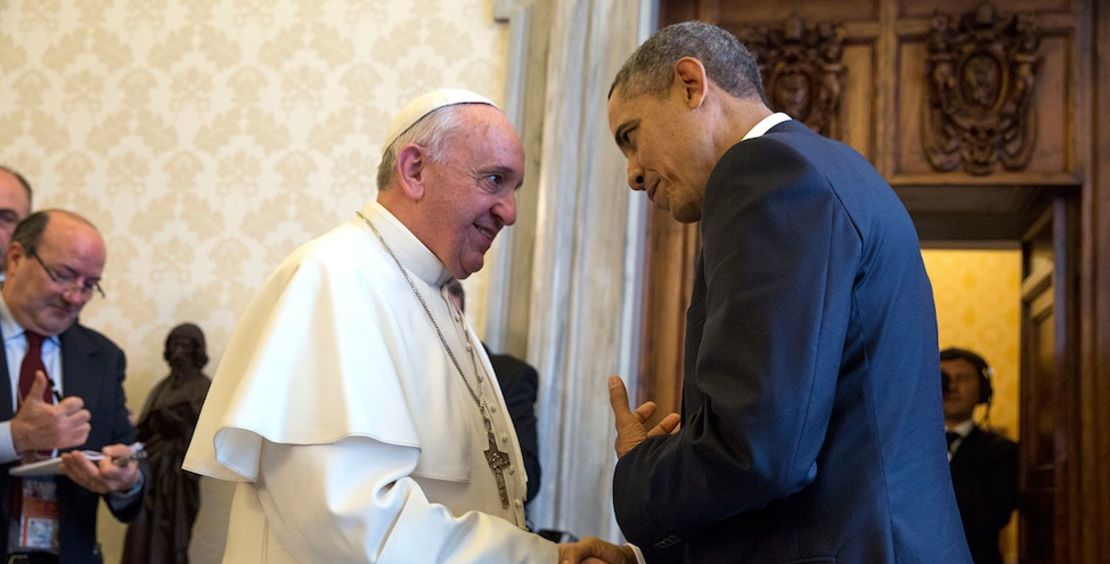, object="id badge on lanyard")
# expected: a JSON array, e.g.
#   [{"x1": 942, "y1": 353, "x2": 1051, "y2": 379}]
[{"x1": 9, "y1": 476, "x2": 59, "y2": 554}]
